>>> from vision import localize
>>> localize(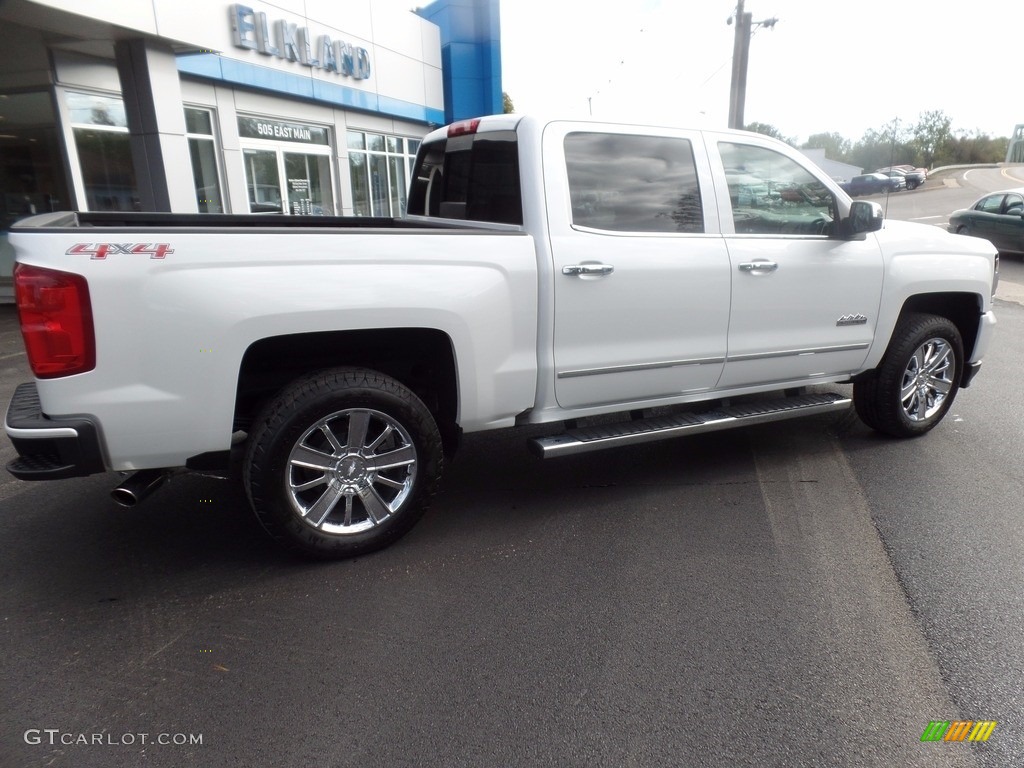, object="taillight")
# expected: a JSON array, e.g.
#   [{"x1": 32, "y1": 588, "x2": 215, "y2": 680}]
[
  {"x1": 447, "y1": 118, "x2": 481, "y2": 137},
  {"x1": 14, "y1": 263, "x2": 95, "y2": 378}
]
